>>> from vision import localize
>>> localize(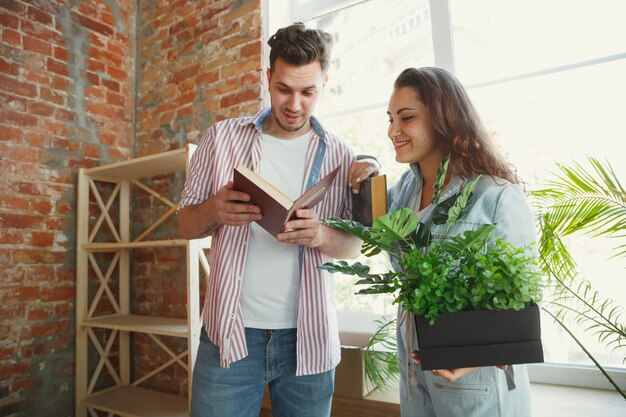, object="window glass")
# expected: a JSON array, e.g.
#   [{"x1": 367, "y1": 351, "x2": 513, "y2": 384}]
[
  {"x1": 451, "y1": 0, "x2": 626, "y2": 85},
  {"x1": 302, "y1": 0, "x2": 435, "y2": 316},
  {"x1": 293, "y1": 0, "x2": 626, "y2": 371},
  {"x1": 465, "y1": 59, "x2": 626, "y2": 367}
]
